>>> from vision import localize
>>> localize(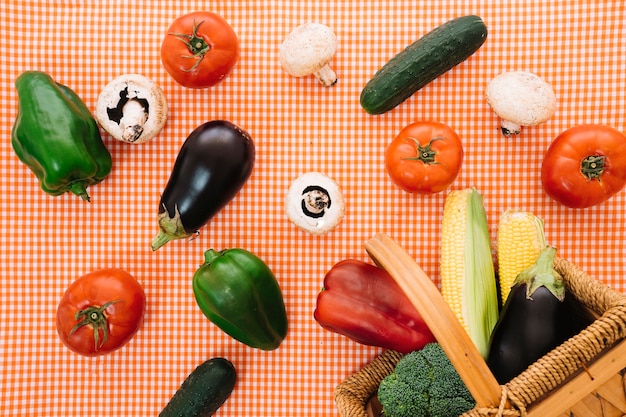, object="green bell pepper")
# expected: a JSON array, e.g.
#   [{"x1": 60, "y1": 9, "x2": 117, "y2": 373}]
[
  {"x1": 192, "y1": 248, "x2": 288, "y2": 351},
  {"x1": 11, "y1": 71, "x2": 112, "y2": 201}
]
